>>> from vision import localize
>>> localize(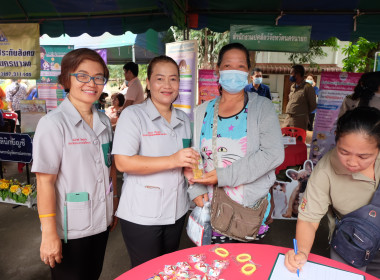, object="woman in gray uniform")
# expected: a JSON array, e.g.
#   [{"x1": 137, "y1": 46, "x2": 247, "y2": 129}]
[
  {"x1": 32, "y1": 48, "x2": 117, "y2": 280},
  {"x1": 112, "y1": 56, "x2": 198, "y2": 268}
]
